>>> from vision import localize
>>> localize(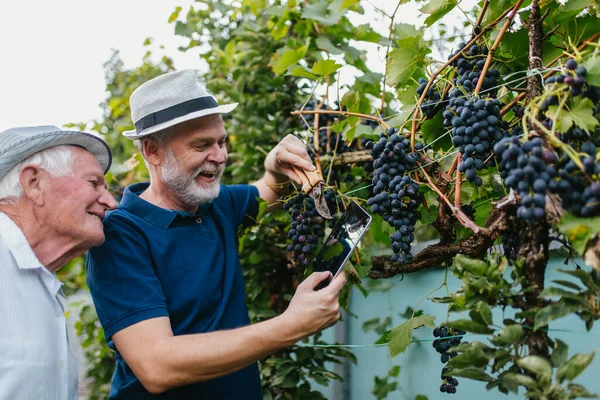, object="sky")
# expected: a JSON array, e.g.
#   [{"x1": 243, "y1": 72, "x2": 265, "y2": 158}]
[{"x1": 0, "y1": 0, "x2": 476, "y2": 132}]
